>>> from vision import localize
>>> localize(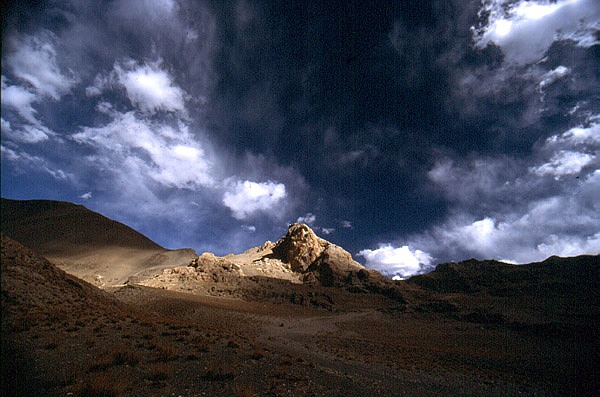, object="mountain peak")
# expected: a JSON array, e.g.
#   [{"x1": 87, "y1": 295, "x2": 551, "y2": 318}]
[{"x1": 271, "y1": 223, "x2": 330, "y2": 272}]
